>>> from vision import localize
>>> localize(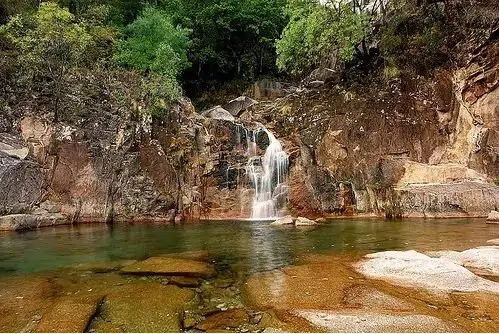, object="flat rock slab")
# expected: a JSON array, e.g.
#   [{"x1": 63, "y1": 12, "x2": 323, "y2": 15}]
[
  {"x1": 90, "y1": 283, "x2": 194, "y2": 332},
  {"x1": 35, "y1": 297, "x2": 102, "y2": 332},
  {"x1": 355, "y1": 250, "x2": 499, "y2": 293},
  {"x1": 121, "y1": 256, "x2": 216, "y2": 278},
  {"x1": 431, "y1": 246, "x2": 499, "y2": 276},
  {"x1": 294, "y1": 310, "x2": 460, "y2": 332},
  {"x1": 487, "y1": 239, "x2": 499, "y2": 245},
  {"x1": 195, "y1": 308, "x2": 249, "y2": 332},
  {"x1": 343, "y1": 285, "x2": 414, "y2": 311},
  {"x1": 168, "y1": 276, "x2": 201, "y2": 288}
]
